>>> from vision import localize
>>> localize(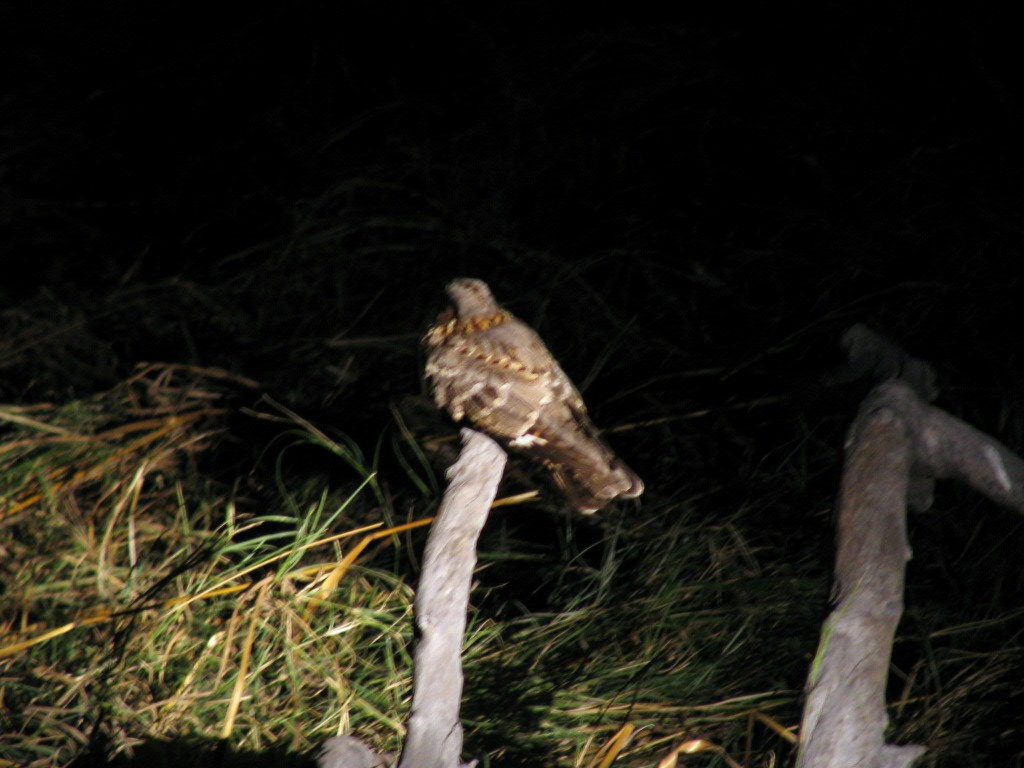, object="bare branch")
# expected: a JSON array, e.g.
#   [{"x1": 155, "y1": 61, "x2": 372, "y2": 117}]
[
  {"x1": 798, "y1": 401, "x2": 925, "y2": 768},
  {"x1": 318, "y1": 429, "x2": 505, "y2": 768},
  {"x1": 397, "y1": 428, "x2": 506, "y2": 768},
  {"x1": 798, "y1": 376, "x2": 1024, "y2": 768},
  {"x1": 865, "y1": 382, "x2": 1024, "y2": 514},
  {"x1": 317, "y1": 736, "x2": 393, "y2": 768}
]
